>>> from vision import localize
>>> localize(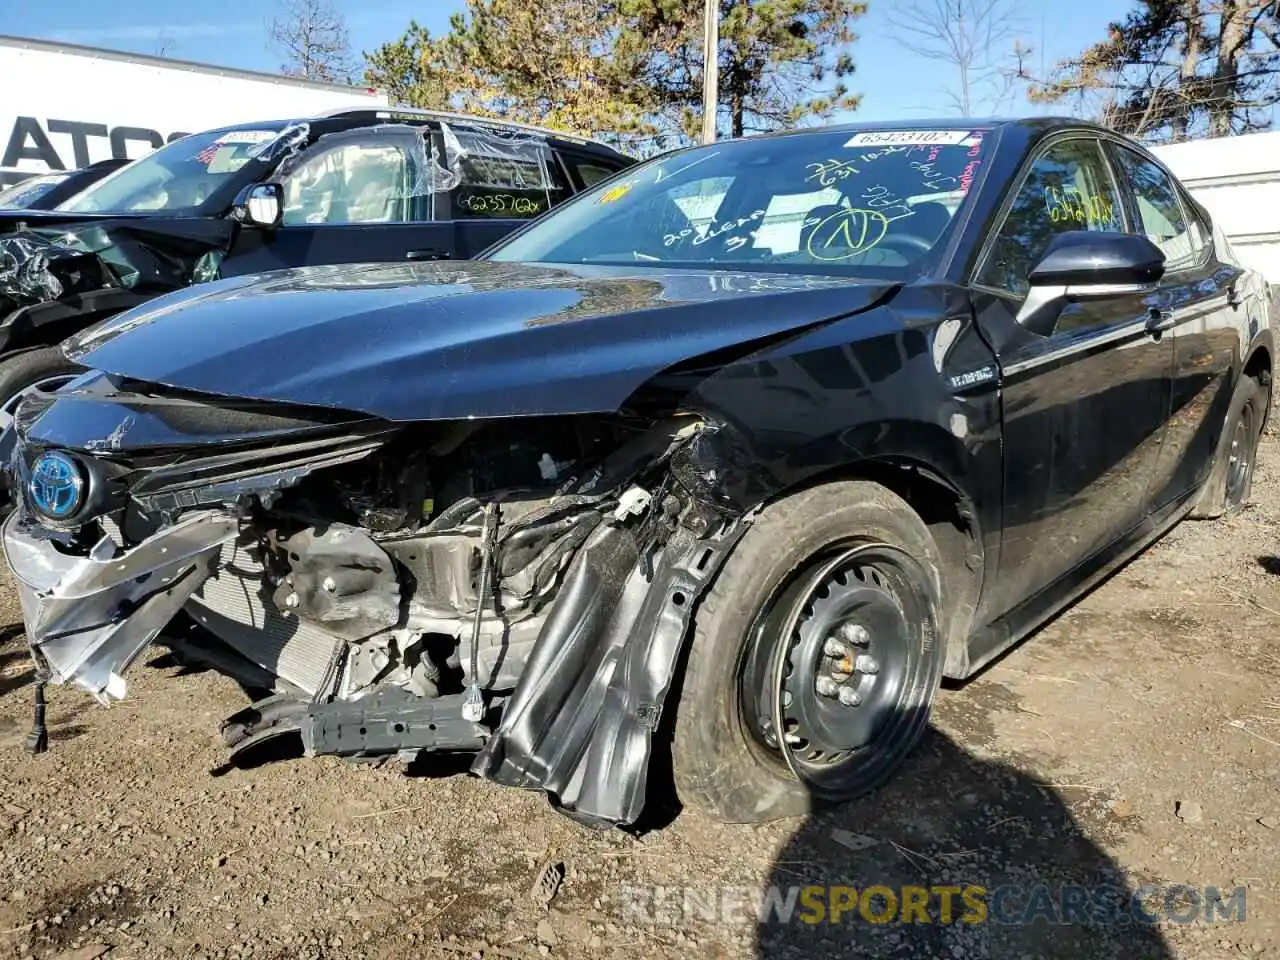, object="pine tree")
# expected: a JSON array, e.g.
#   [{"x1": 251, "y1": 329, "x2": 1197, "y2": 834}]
[{"x1": 363, "y1": 0, "x2": 867, "y2": 151}]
